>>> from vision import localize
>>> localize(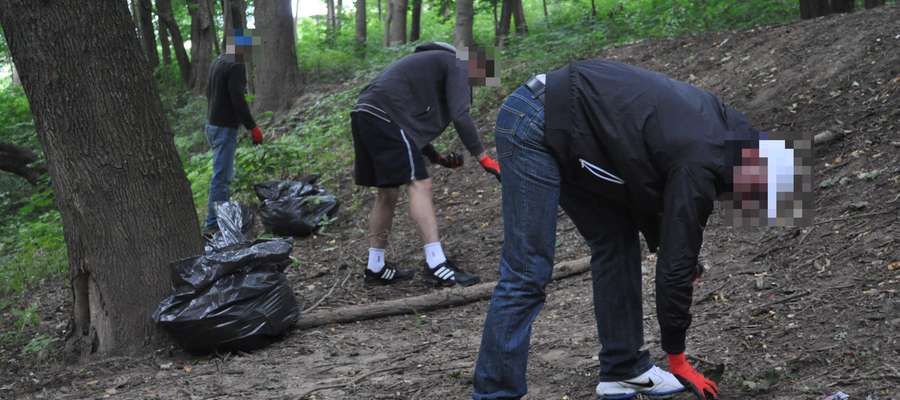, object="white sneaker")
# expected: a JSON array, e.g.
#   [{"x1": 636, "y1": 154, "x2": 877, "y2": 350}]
[{"x1": 595, "y1": 365, "x2": 685, "y2": 399}]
